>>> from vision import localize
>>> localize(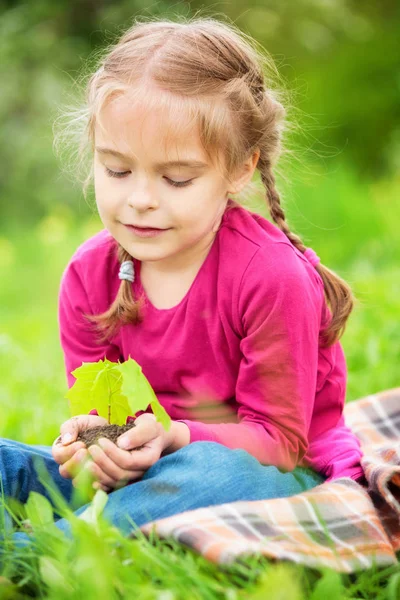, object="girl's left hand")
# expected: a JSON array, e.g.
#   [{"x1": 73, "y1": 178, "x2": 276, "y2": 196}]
[{"x1": 70, "y1": 413, "x2": 173, "y2": 492}]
